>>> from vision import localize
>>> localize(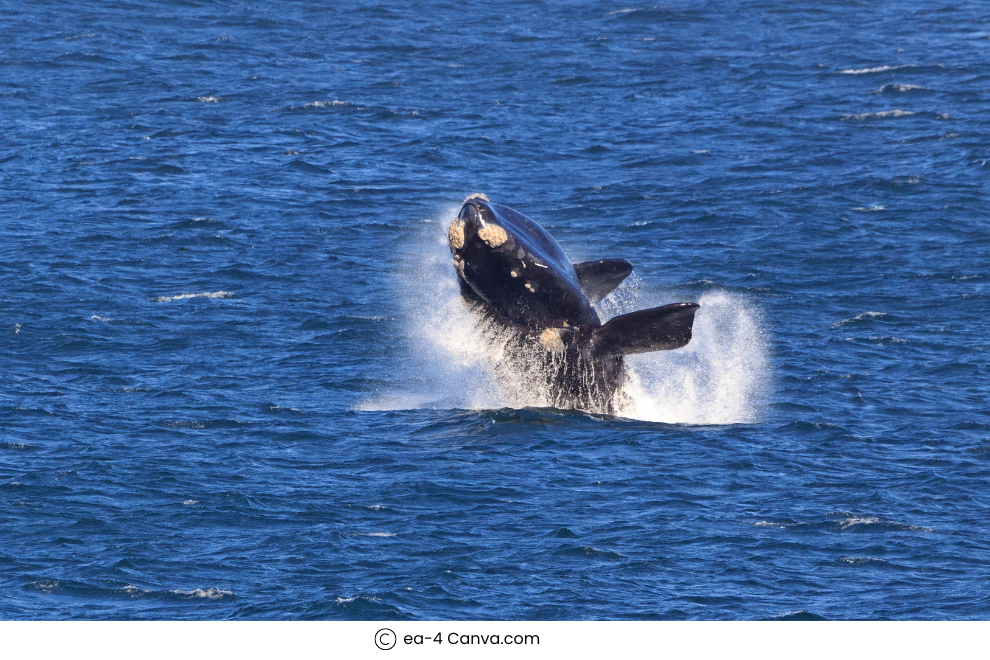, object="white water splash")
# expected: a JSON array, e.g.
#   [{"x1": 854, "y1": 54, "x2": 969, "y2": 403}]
[
  {"x1": 607, "y1": 288, "x2": 768, "y2": 424},
  {"x1": 360, "y1": 205, "x2": 769, "y2": 424},
  {"x1": 378, "y1": 205, "x2": 505, "y2": 410}
]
